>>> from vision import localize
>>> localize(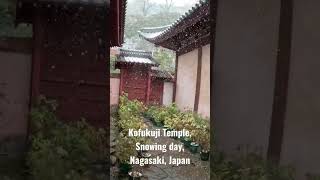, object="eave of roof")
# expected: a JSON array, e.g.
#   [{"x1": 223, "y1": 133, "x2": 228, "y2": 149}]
[
  {"x1": 138, "y1": 25, "x2": 171, "y2": 39},
  {"x1": 151, "y1": 67, "x2": 173, "y2": 80},
  {"x1": 115, "y1": 49, "x2": 158, "y2": 66},
  {"x1": 116, "y1": 0, "x2": 127, "y2": 46},
  {"x1": 138, "y1": 0, "x2": 210, "y2": 53},
  {"x1": 121, "y1": 0, "x2": 127, "y2": 45},
  {"x1": 119, "y1": 56, "x2": 155, "y2": 65}
]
